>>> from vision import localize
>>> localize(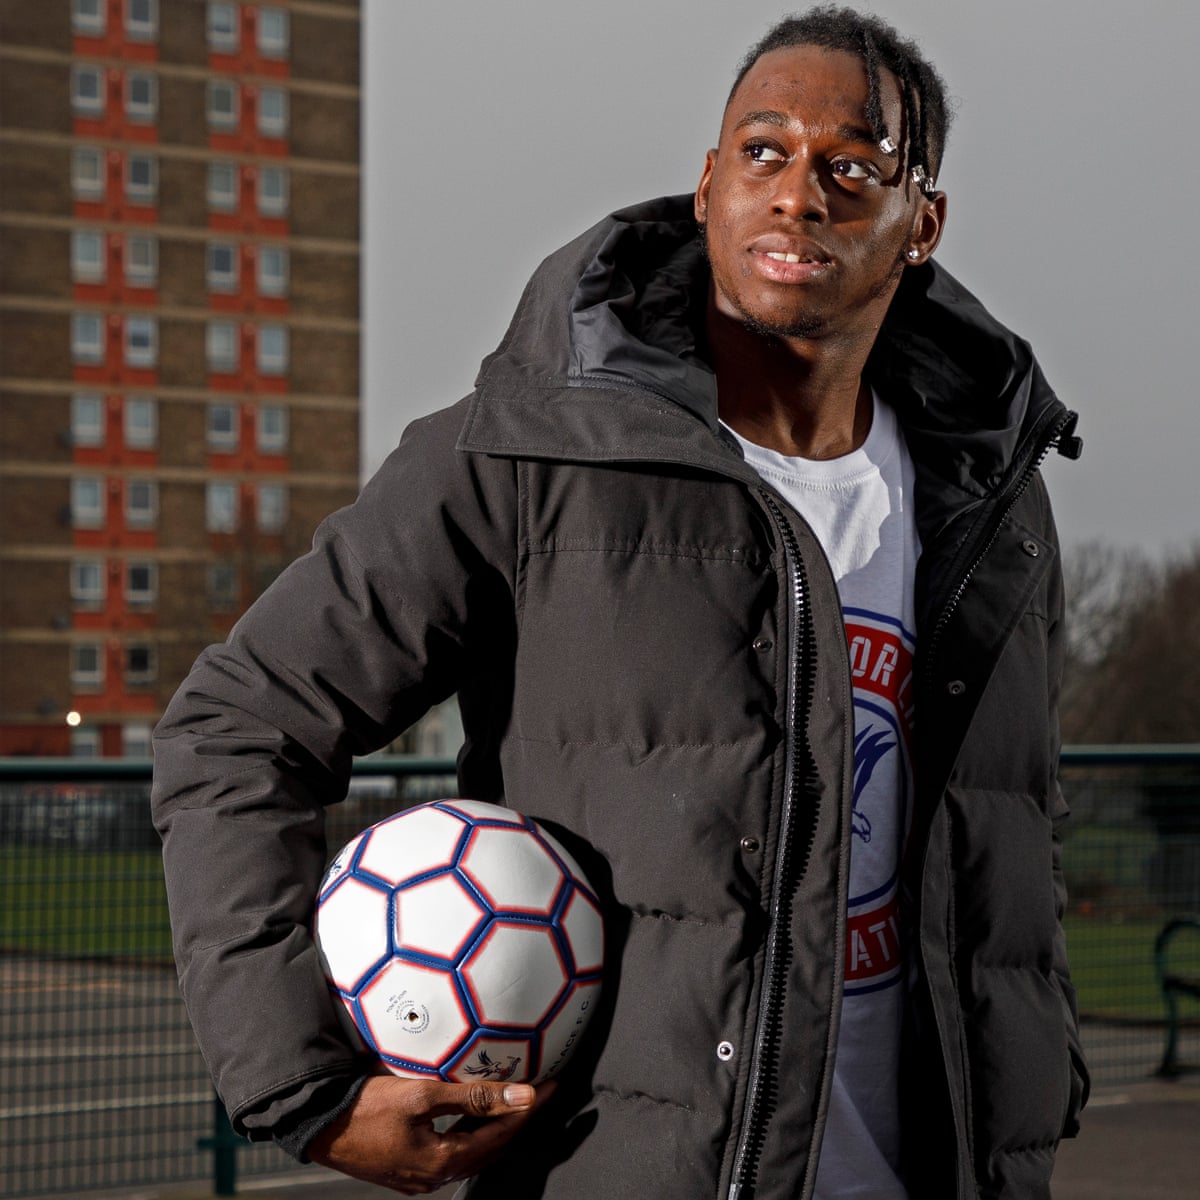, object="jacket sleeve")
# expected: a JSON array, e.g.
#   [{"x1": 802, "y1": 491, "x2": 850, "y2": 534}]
[
  {"x1": 151, "y1": 400, "x2": 518, "y2": 1141},
  {"x1": 1041, "y1": 482, "x2": 1090, "y2": 1137}
]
